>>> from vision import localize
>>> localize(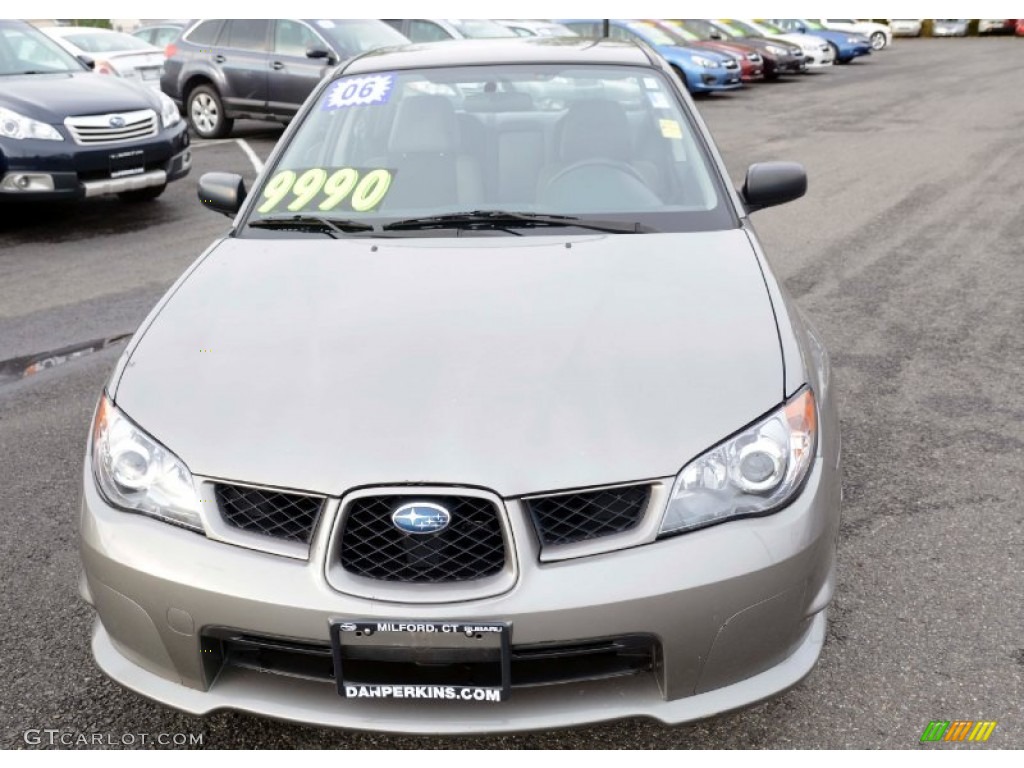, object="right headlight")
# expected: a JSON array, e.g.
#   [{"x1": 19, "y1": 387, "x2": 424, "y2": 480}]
[
  {"x1": 659, "y1": 387, "x2": 817, "y2": 537},
  {"x1": 765, "y1": 44, "x2": 788, "y2": 56},
  {"x1": 690, "y1": 55, "x2": 719, "y2": 68},
  {"x1": 91, "y1": 395, "x2": 204, "y2": 532},
  {"x1": 0, "y1": 106, "x2": 63, "y2": 141}
]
